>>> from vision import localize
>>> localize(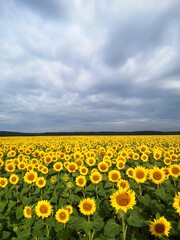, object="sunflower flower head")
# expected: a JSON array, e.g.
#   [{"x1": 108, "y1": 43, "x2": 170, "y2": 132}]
[
  {"x1": 110, "y1": 189, "x2": 136, "y2": 213},
  {"x1": 79, "y1": 198, "x2": 96, "y2": 216},
  {"x1": 149, "y1": 216, "x2": 171, "y2": 238}
]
